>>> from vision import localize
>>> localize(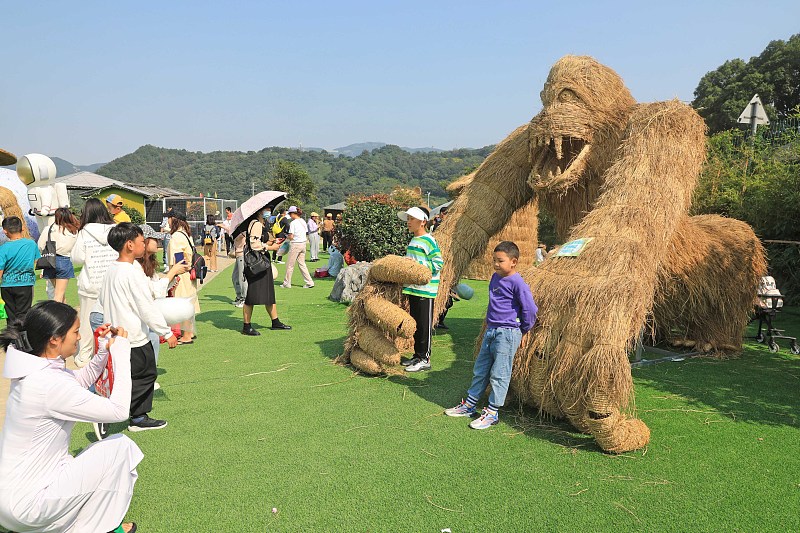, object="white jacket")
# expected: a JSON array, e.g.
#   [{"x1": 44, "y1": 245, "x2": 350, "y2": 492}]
[
  {"x1": 70, "y1": 223, "x2": 117, "y2": 298},
  {"x1": 97, "y1": 261, "x2": 173, "y2": 348},
  {"x1": 0, "y1": 338, "x2": 142, "y2": 532}
]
